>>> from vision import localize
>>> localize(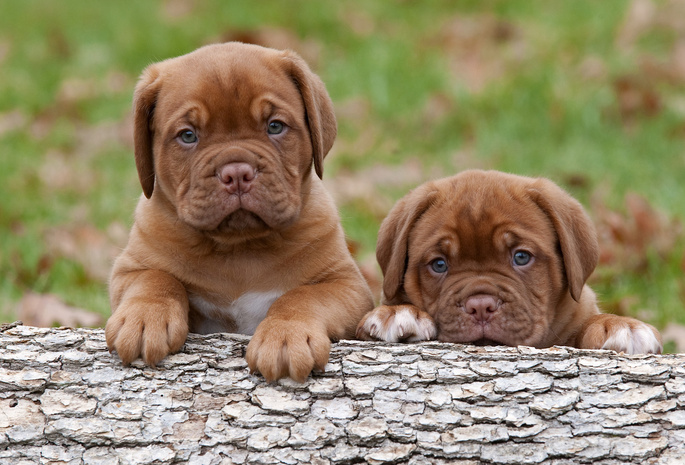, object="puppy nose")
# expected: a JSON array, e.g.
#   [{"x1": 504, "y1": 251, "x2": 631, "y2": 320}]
[
  {"x1": 218, "y1": 162, "x2": 255, "y2": 194},
  {"x1": 463, "y1": 294, "x2": 499, "y2": 322}
]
